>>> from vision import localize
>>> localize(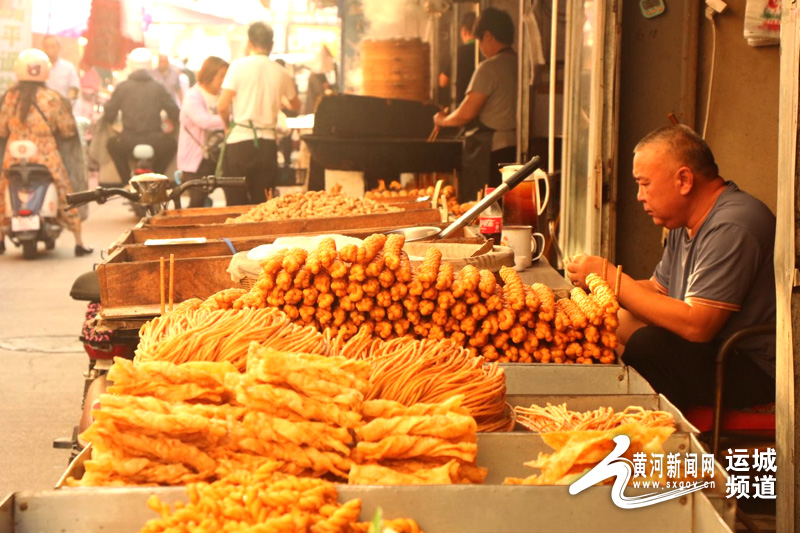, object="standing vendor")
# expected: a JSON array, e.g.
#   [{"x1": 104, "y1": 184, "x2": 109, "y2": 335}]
[
  {"x1": 566, "y1": 125, "x2": 776, "y2": 412},
  {"x1": 434, "y1": 7, "x2": 517, "y2": 203}
]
